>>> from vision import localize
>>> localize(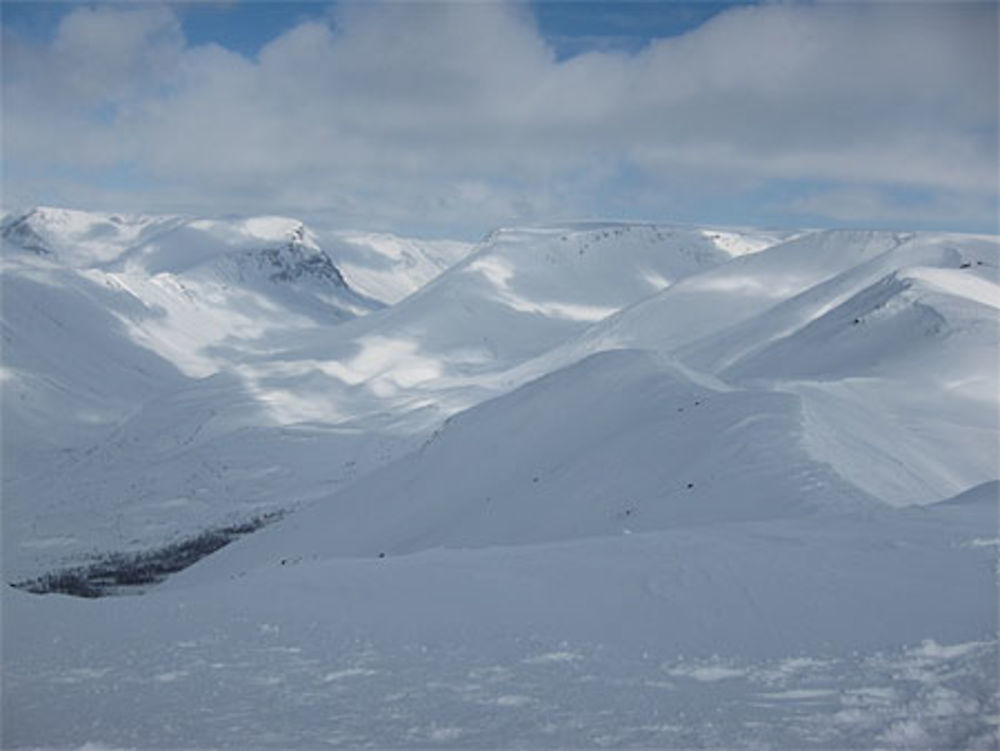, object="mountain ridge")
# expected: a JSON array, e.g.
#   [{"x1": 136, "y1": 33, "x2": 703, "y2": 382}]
[{"x1": 2, "y1": 207, "x2": 996, "y2": 570}]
